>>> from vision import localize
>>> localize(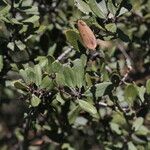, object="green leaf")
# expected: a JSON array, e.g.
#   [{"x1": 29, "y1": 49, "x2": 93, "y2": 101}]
[
  {"x1": 132, "y1": 134, "x2": 147, "y2": 144},
  {"x1": 19, "y1": 24, "x2": 28, "y2": 34},
  {"x1": 74, "y1": 0, "x2": 92, "y2": 14},
  {"x1": 9, "y1": 50, "x2": 29, "y2": 62},
  {"x1": 26, "y1": 68, "x2": 36, "y2": 83},
  {"x1": 97, "y1": 0, "x2": 108, "y2": 17},
  {"x1": 56, "y1": 72, "x2": 66, "y2": 86},
  {"x1": 65, "y1": 29, "x2": 80, "y2": 51},
  {"x1": 72, "y1": 59, "x2": 85, "y2": 88},
  {"x1": 15, "y1": 128, "x2": 24, "y2": 141},
  {"x1": 136, "y1": 86, "x2": 145, "y2": 102},
  {"x1": 74, "y1": 116, "x2": 88, "y2": 126},
  {"x1": 105, "y1": 23, "x2": 117, "y2": 33},
  {"x1": 20, "y1": 67, "x2": 36, "y2": 84},
  {"x1": 13, "y1": 80, "x2": 28, "y2": 91},
  {"x1": 127, "y1": 142, "x2": 137, "y2": 150},
  {"x1": 78, "y1": 99, "x2": 97, "y2": 115},
  {"x1": 23, "y1": 15, "x2": 39, "y2": 23},
  {"x1": 117, "y1": 7, "x2": 129, "y2": 17},
  {"x1": 19, "y1": 69, "x2": 28, "y2": 83},
  {"x1": 20, "y1": 6, "x2": 39, "y2": 15},
  {"x1": 35, "y1": 25, "x2": 46, "y2": 34},
  {"x1": 19, "y1": 0, "x2": 32, "y2": 7},
  {"x1": 110, "y1": 122, "x2": 122, "y2": 135},
  {"x1": 132, "y1": 117, "x2": 144, "y2": 131},
  {"x1": 23, "y1": 15, "x2": 40, "y2": 27},
  {"x1": 0, "y1": 55, "x2": 3, "y2": 72},
  {"x1": 84, "y1": 82, "x2": 111, "y2": 98},
  {"x1": 7, "y1": 41, "x2": 16, "y2": 50},
  {"x1": 112, "y1": 112, "x2": 126, "y2": 126},
  {"x1": 0, "y1": 21, "x2": 10, "y2": 39},
  {"x1": 68, "y1": 106, "x2": 81, "y2": 124},
  {"x1": 44, "y1": 56, "x2": 55, "y2": 73},
  {"x1": 31, "y1": 94, "x2": 41, "y2": 107},
  {"x1": 10, "y1": 18, "x2": 22, "y2": 25},
  {"x1": 125, "y1": 84, "x2": 138, "y2": 105},
  {"x1": 56, "y1": 93, "x2": 65, "y2": 105},
  {"x1": 63, "y1": 66, "x2": 76, "y2": 88},
  {"x1": 34, "y1": 65, "x2": 42, "y2": 86},
  {"x1": 62, "y1": 143, "x2": 75, "y2": 150},
  {"x1": 40, "y1": 76, "x2": 53, "y2": 90},
  {"x1": 0, "y1": 5, "x2": 11, "y2": 16},
  {"x1": 135, "y1": 125, "x2": 149, "y2": 136},
  {"x1": 146, "y1": 79, "x2": 150, "y2": 94},
  {"x1": 107, "y1": 0, "x2": 118, "y2": 16},
  {"x1": 52, "y1": 61, "x2": 62, "y2": 73},
  {"x1": 47, "y1": 43, "x2": 57, "y2": 56},
  {"x1": 80, "y1": 54, "x2": 87, "y2": 67},
  {"x1": 89, "y1": 0, "x2": 106, "y2": 19},
  {"x1": 15, "y1": 40, "x2": 26, "y2": 50}
]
